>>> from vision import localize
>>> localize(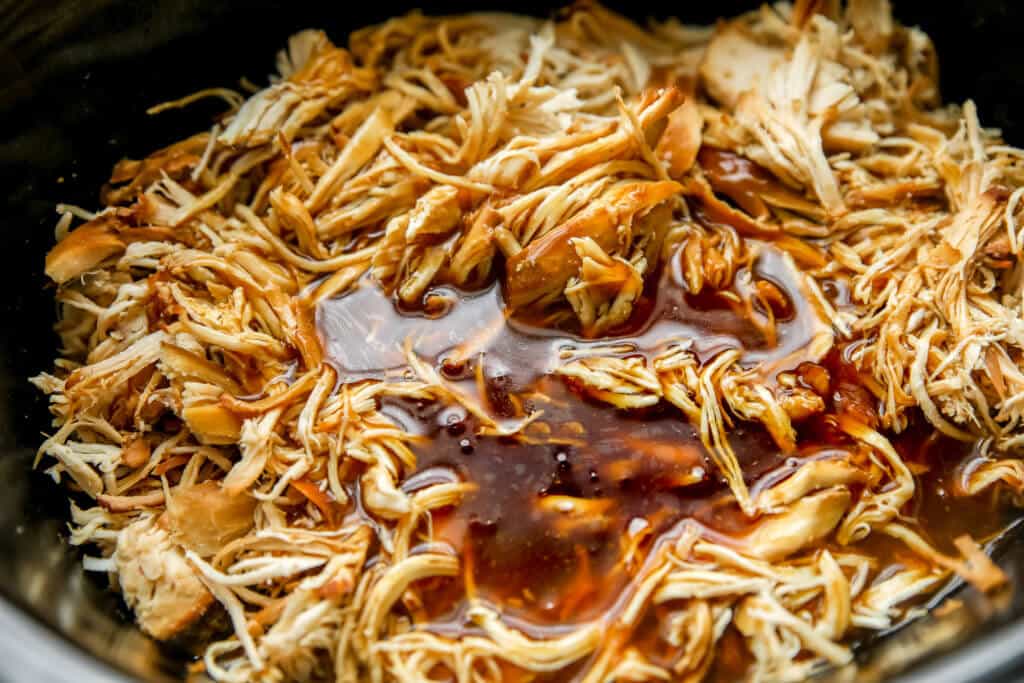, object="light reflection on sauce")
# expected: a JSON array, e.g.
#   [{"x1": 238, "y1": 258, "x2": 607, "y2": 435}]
[{"x1": 317, "y1": 241, "x2": 825, "y2": 385}]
